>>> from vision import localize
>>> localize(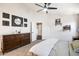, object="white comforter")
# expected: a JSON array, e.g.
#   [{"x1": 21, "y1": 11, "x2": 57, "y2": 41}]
[{"x1": 29, "y1": 38, "x2": 59, "y2": 56}]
